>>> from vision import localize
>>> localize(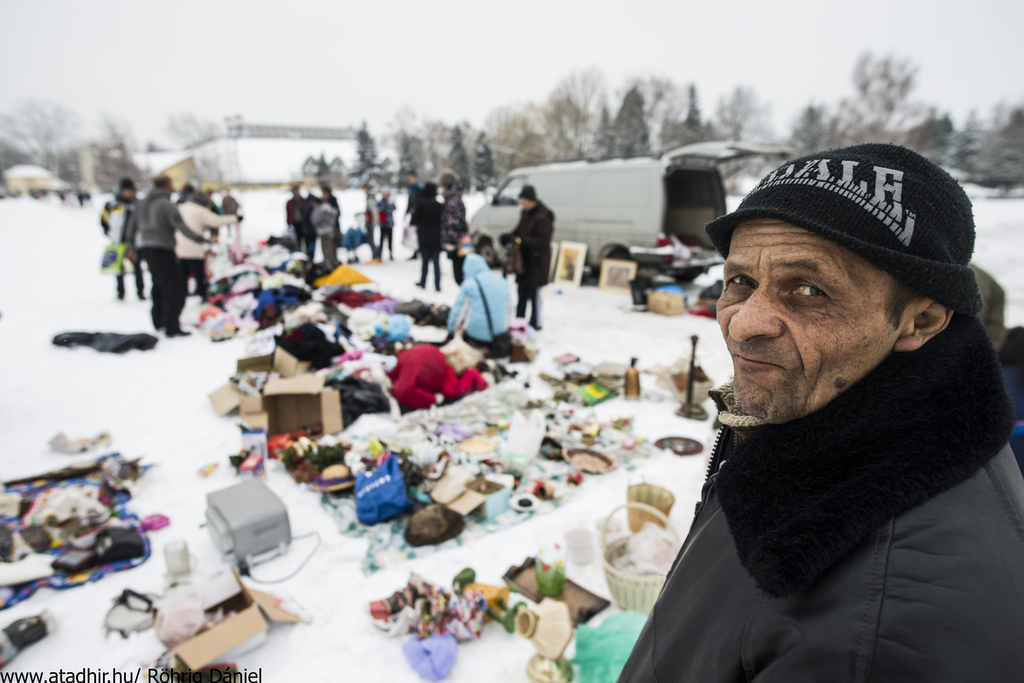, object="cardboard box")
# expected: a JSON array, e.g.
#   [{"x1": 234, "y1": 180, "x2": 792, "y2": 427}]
[
  {"x1": 648, "y1": 290, "x2": 686, "y2": 316},
  {"x1": 239, "y1": 374, "x2": 343, "y2": 436},
  {"x1": 171, "y1": 568, "x2": 304, "y2": 670},
  {"x1": 236, "y1": 347, "x2": 311, "y2": 379},
  {"x1": 208, "y1": 347, "x2": 313, "y2": 416},
  {"x1": 446, "y1": 476, "x2": 510, "y2": 520}
]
